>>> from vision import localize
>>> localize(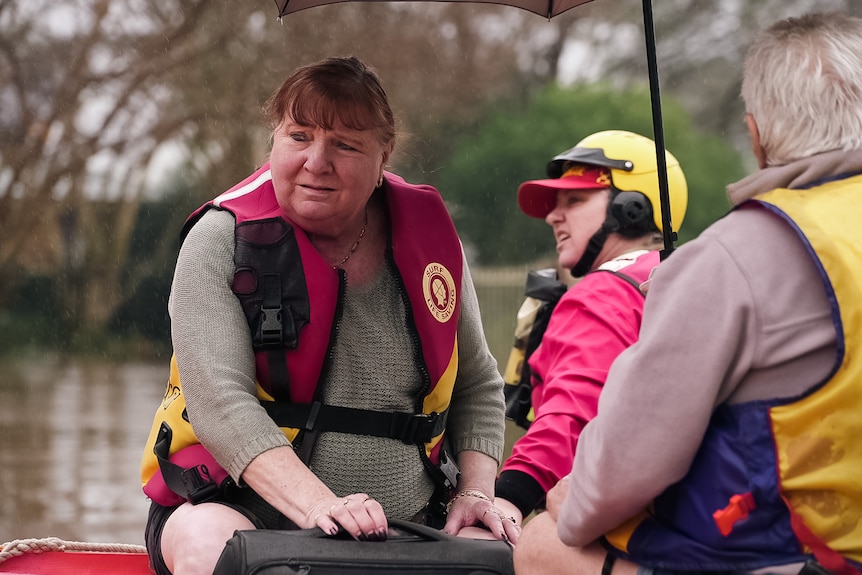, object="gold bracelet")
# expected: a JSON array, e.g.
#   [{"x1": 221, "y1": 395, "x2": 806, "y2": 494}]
[{"x1": 445, "y1": 489, "x2": 491, "y2": 514}]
